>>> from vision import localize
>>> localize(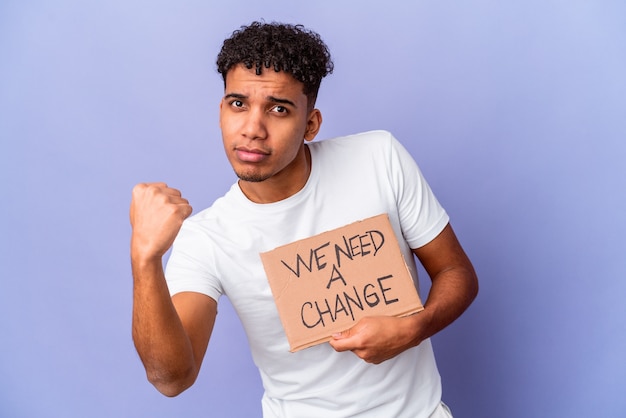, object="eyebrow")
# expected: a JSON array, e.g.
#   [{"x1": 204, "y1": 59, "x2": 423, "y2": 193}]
[{"x1": 224, "y1": 93, "x2": 298, "y2": 108}]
